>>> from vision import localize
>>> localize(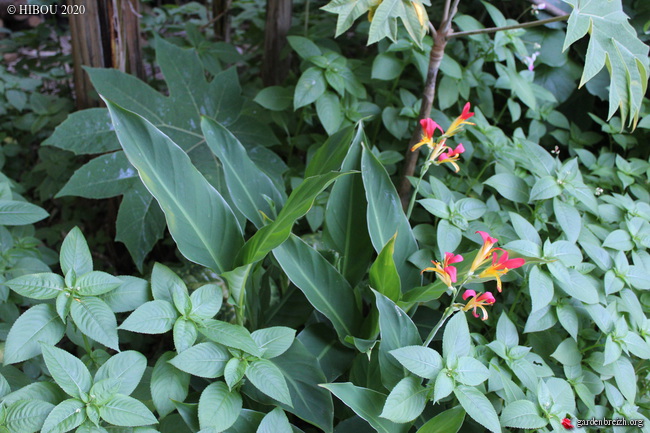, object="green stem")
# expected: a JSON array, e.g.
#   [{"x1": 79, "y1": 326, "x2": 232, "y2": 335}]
[
  {"x1": 406, "y1": 149, "x2": 434, "y2": 219},
  {"x1": 424, "y1": 307, "x2": 455, "y2": 346},
  {"x1": 81, "y1": 334, "x2": 92, "y2": 355}
]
